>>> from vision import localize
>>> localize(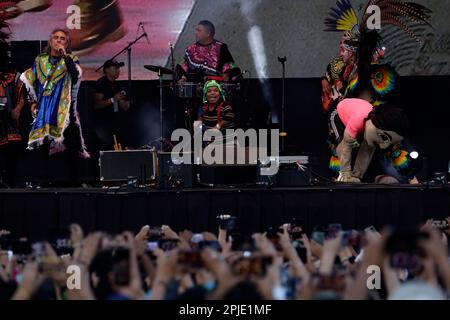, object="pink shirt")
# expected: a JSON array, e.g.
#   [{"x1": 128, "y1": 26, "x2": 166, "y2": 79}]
[{"x1": 337, "y1": 98, "x2": 373, "y2": 139}]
